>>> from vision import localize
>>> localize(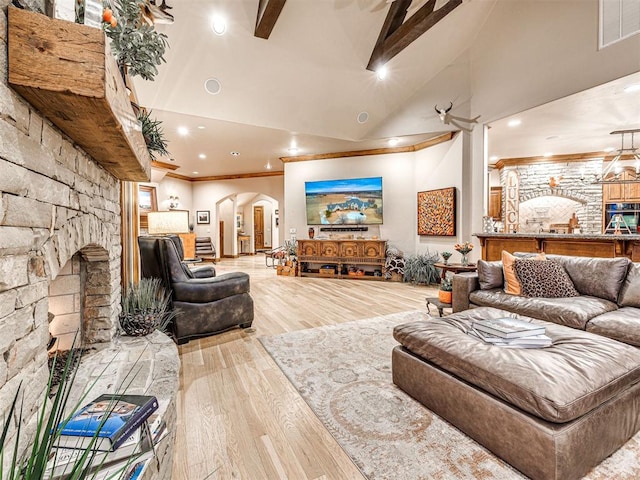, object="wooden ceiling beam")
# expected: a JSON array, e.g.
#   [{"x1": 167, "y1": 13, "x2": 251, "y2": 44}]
[
  {"x1": 255, "y1": 0, "x2": 287, "y2": 39},
  {"x1": 367, "y1": 0, "x2": 463, "y2": 71}
]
